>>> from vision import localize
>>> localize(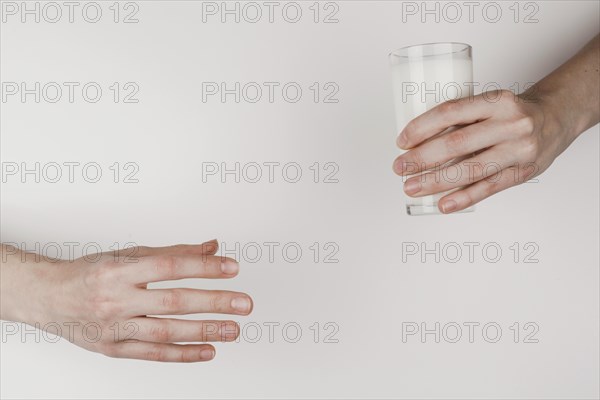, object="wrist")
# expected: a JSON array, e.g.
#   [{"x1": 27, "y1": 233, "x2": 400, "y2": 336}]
[
  {"x1": 0, "y1": 246, "x2": 55, "y2": 325},
  {"x1": 523, "y1": 78, "x2": 597, "y2": 143},
  {"x1": 519, "y1": 85, "x2": 582, "y2": 148}
]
